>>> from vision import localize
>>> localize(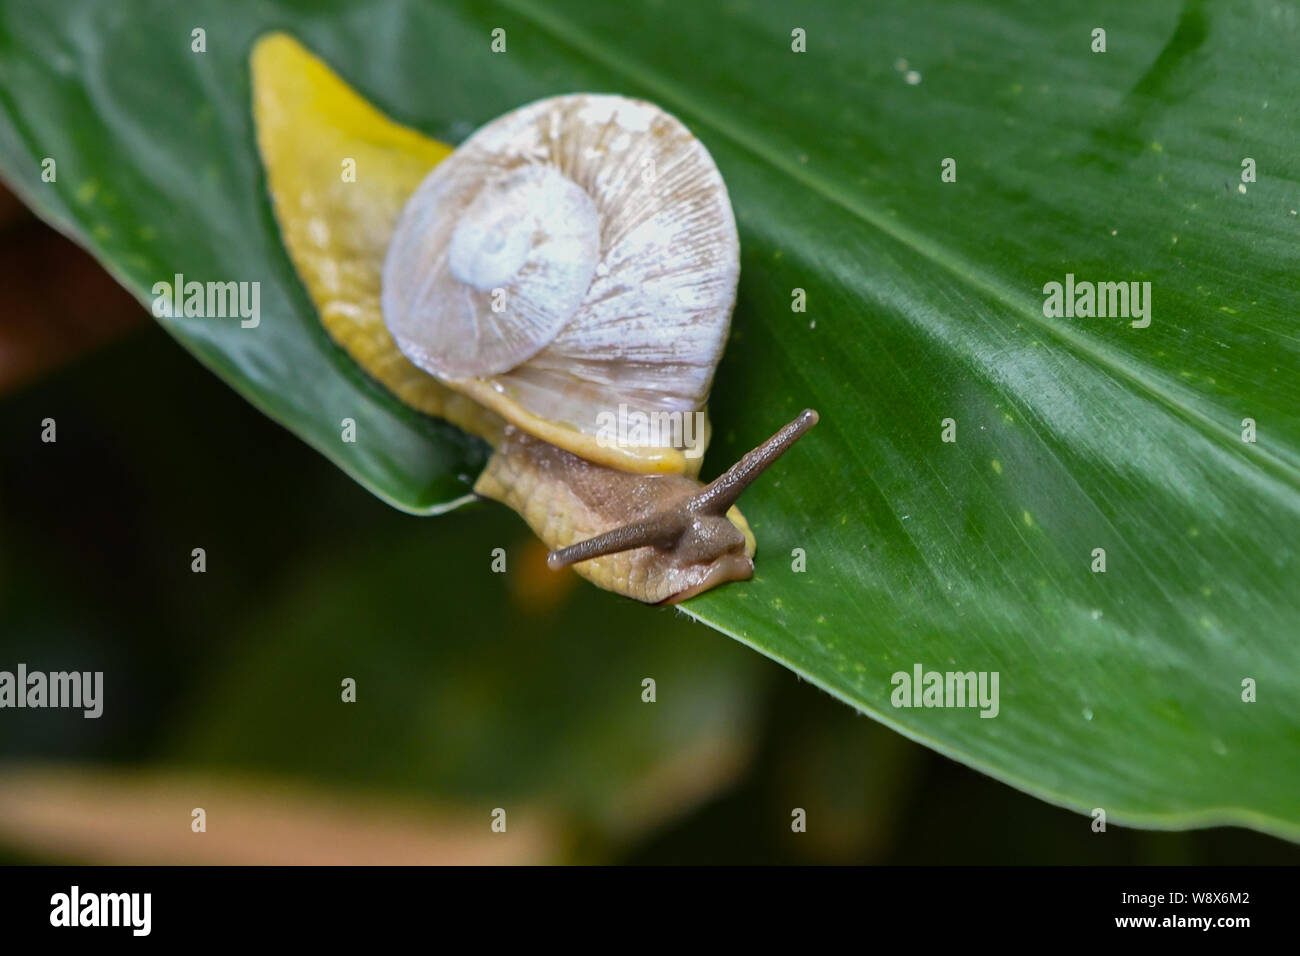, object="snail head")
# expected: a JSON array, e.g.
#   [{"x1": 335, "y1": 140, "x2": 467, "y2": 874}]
[{"x1": 547, "y1": 409, "x2": 820, "y2": 602}]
